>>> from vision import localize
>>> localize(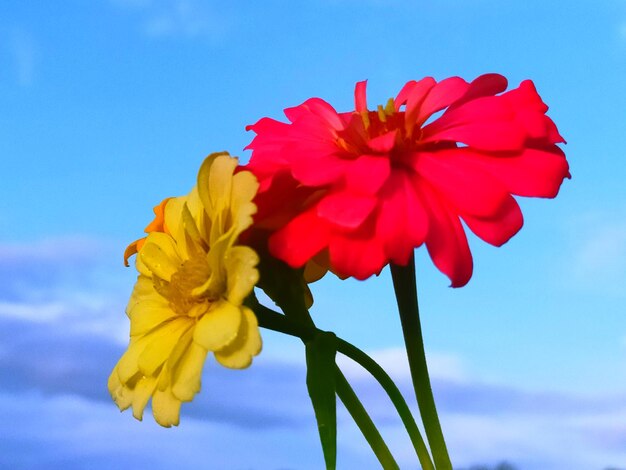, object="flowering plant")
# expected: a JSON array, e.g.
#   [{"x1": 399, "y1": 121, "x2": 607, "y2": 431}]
[{"x1": 110, "y1": 74, "x2": 568, "y2": 469}]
